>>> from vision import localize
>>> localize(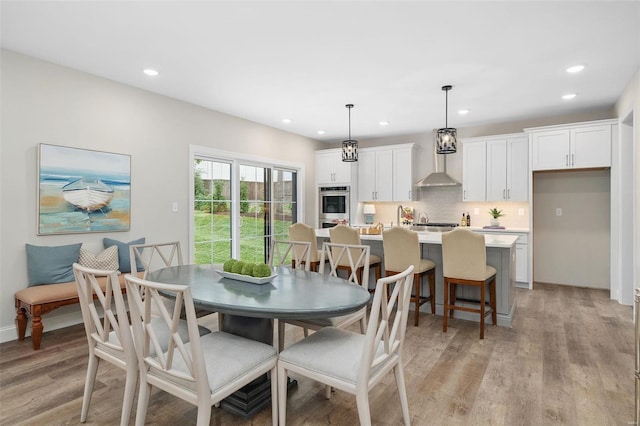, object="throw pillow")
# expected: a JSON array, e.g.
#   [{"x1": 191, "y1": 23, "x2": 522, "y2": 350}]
[
  {"x1": 78, "y1": 245, "x2": 119, "y2": 271},
  {"x1": 25, "y1": 243, "x2": 82, "y2": 286},
  {"x1": 103, "y1": 237, "x2": 145, "y2": 273}
]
